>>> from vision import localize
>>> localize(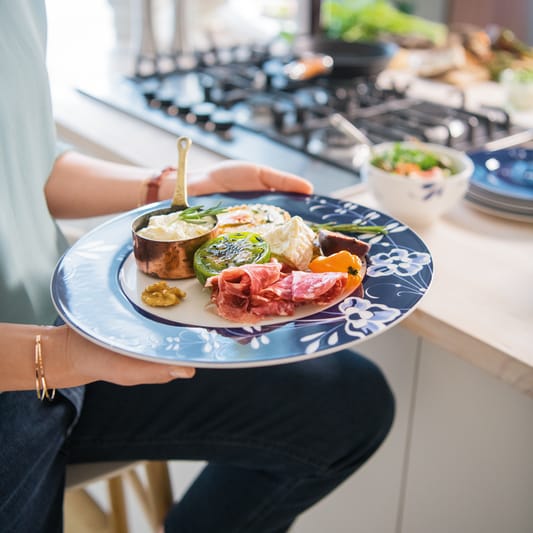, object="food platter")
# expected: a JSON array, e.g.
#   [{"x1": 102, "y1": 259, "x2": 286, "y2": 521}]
[{"x1": 51, "y1": 192, "x2": 433, "y2": 368}]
